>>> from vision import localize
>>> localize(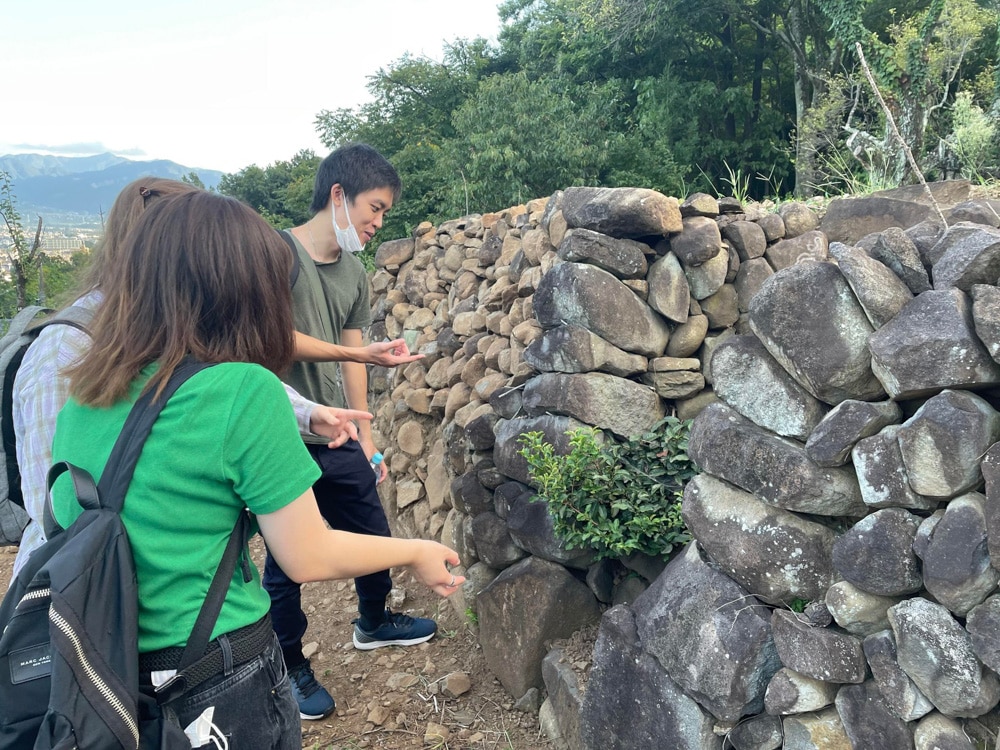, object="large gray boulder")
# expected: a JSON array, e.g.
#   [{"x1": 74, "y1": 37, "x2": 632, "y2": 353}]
[
  {"x1": 734, "y1": 257, "x2": 774, "y2": 313},
  {"x1": 556, "y1": 228, "x2": 649, "y2": 279},
  {"x1": 711, "y1": 334, "x2": 829, "y2": 441},
  {"x1": 771, "y1": 609, "x2": 866, "y2": 684},
  {"x1": 897, "y1": 389, "x2": 1000, "y2": 498},
  {"x1": 913, "y1": 714, "x2": 975, "y2": 750},
  {"x1": 917, "y1": 494, "x2": 999, "y2": 617},
  {"x1": 722, "y1": 220, "x2": 767, "y2": 261},
  {"x1": 862, "y1": 629, "x2": 934, "y2": 721},
  {"x1": 966, "y1": 596, "x2": 1000, "y2": 674},
  {"x1": 826, "y1": 581, "x2": 900, "y2": 638},
  {"x1": 888, "y1": 597, "x2": 1000, "y2": 717},
  {"x1": 725, "y1": 714, "x2": 783, "y2": 750},
  {"x1": 580, "y1": 605, "x2": 721, "y2": 750},
  {"x1": 688, "y1": 403, "x2": 866, "y2": 516},
  {"x1": 534, "y1": 261, "x2": 671, "y2": 356},
  {"x1": 829, "y1": 242, "x2": 914, "y2": 329},
  {"x1": 781, "y1": 708, "x2": 851, "y2": 749},
  {"x1": 522, "y1": 372, "x2": 664, "y2": 439},
  {"x1": 672, "y1": 216, "x2": 724, "y2": 267},
  {"x1": 932, "y1": 224, "x2": 1000, "y2": 292},
  {"x1": 493, "y1": 415, "x2": 591, "y2": 486},
  {"x1": 821, "y1": 195, "x2": 931, "y2": 245},
  {"x1": 980, "y1": 442, "x2": 1000, "y2": 563},
  {"x1": 683, "y1": 474, "x2": 840, "y2": 605},
  {"x1": 835, "y1": 680, "x2": 915, "y2": 750},
  {"x1": 765, "y1": 230, "x2": 828, "y2": 271},
  {"x1": 868, "y1": 288, "x2": 1000, "y2": 400},
  {"x1": 646, "y1": 252, "x2": 691, "y2": 323},
  {"x1": 970, "y1": 283, "x2": 1000, "y2": 363},
  {"x1": 523, "y1": 324, "x2": 648, "y2": 377},
  {"x1": 541, "y1": 649, "x2": 583, "y2": 750},
  {"x1": 682, "y1": 244, "x2": 730, "y2": 300},
  {"x1": 560, "y1": 186, "x2": 683, "y2": 238},
  {"x1": 869, "y1": 226, "x2": 931, "y2": 294},
  {"x1": 632, "y1": 543, "x2": 781, "y2": 722},
  {"x1": 832, "y1": 508, "x2": 924, "y2": 597},
  {"x1": 806, "y1": 399, "x2": 903, "y2": 468},
  {"x1": 471, "y1": 511, "x2": 529, "y2": 569},
  {"x1": 852, "y1": 425, "x2": 938, "y2": 511},
  {"x1": 505, "y1": 491, "x2": 595, "y2": 569},
  {"x1": 764, "y1": 669, "x2": 839, "y2": 715},
  {"x1": 477, "y1": 556, "x2": 601, "y2": 697},
  {"x1": 750, "y1": 262, "x2": 885, "y2": 404}
]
